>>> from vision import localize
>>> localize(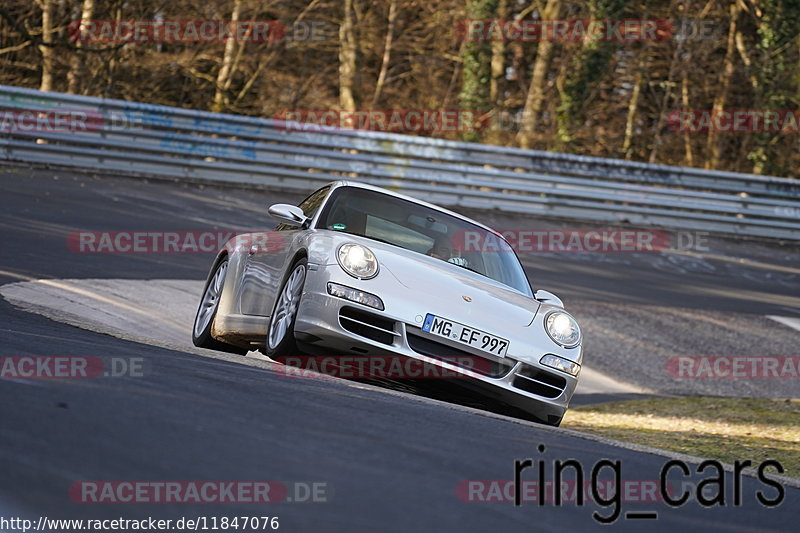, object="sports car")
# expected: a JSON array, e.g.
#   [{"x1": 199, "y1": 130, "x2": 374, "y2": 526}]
[{"x1": 192, "y1": 181, "x2": 582, "y2": 425}]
